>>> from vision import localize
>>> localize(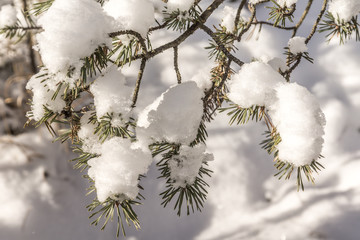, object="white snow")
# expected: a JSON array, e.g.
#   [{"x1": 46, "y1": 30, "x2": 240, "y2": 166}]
[
  {"x1": 276, "y1": 0, "x2": 298, "y2": 7},
  {"x1": 77, "y1": 111, "x2": 102, "y2": 155},
  {"x1": 288, "y1": 36, "x2": 308, "y2": 54},
  {"x1": 90, "y1": 66, "x2": 133, "y2": 122},
  {"x1": 137, "y1": 81, "x2": 204, "y2": 145},
  {"x1": 26, "y1": 70, "x2": 66, "y2": 121},
  {"x1": 227, "y1": 61, "x2": 285, "y2": 108},
  {"x1": 328, "y1": 0, "x2": 360, "y2": 22},
  {"x1": 221, "y1": 6, "x2": 237, "y2": 33},
  {"x1": 1, "y1": 1, "x2": 360, "y2": 240},
  {"x1": 266, "y1": 83, "x2": 326, "y2": 166},
  {"x1": 0, "y1": 4, "x2": 17, "y2": 28},
  {"x1": 104, "y1": 0, "x2": 155, "y2": 38},
  {"x1": 87, "y1": 137, "x2": 152, "y2": 202},
  {"x1": 168, "y1": 144, "x2": 213, "y2": 188},
  {"x1": 267, "y1": 57, "x2": 288, "y2": 72},
  {"x1": 188, "y1": 64, "x2": 213, "y2": 92},
  {"x1": 167, "y1": 0, "x2": 195, "y2": 12},
  {"x1": 36, "y1": 0, "x2": 112, "y2": 74}
]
